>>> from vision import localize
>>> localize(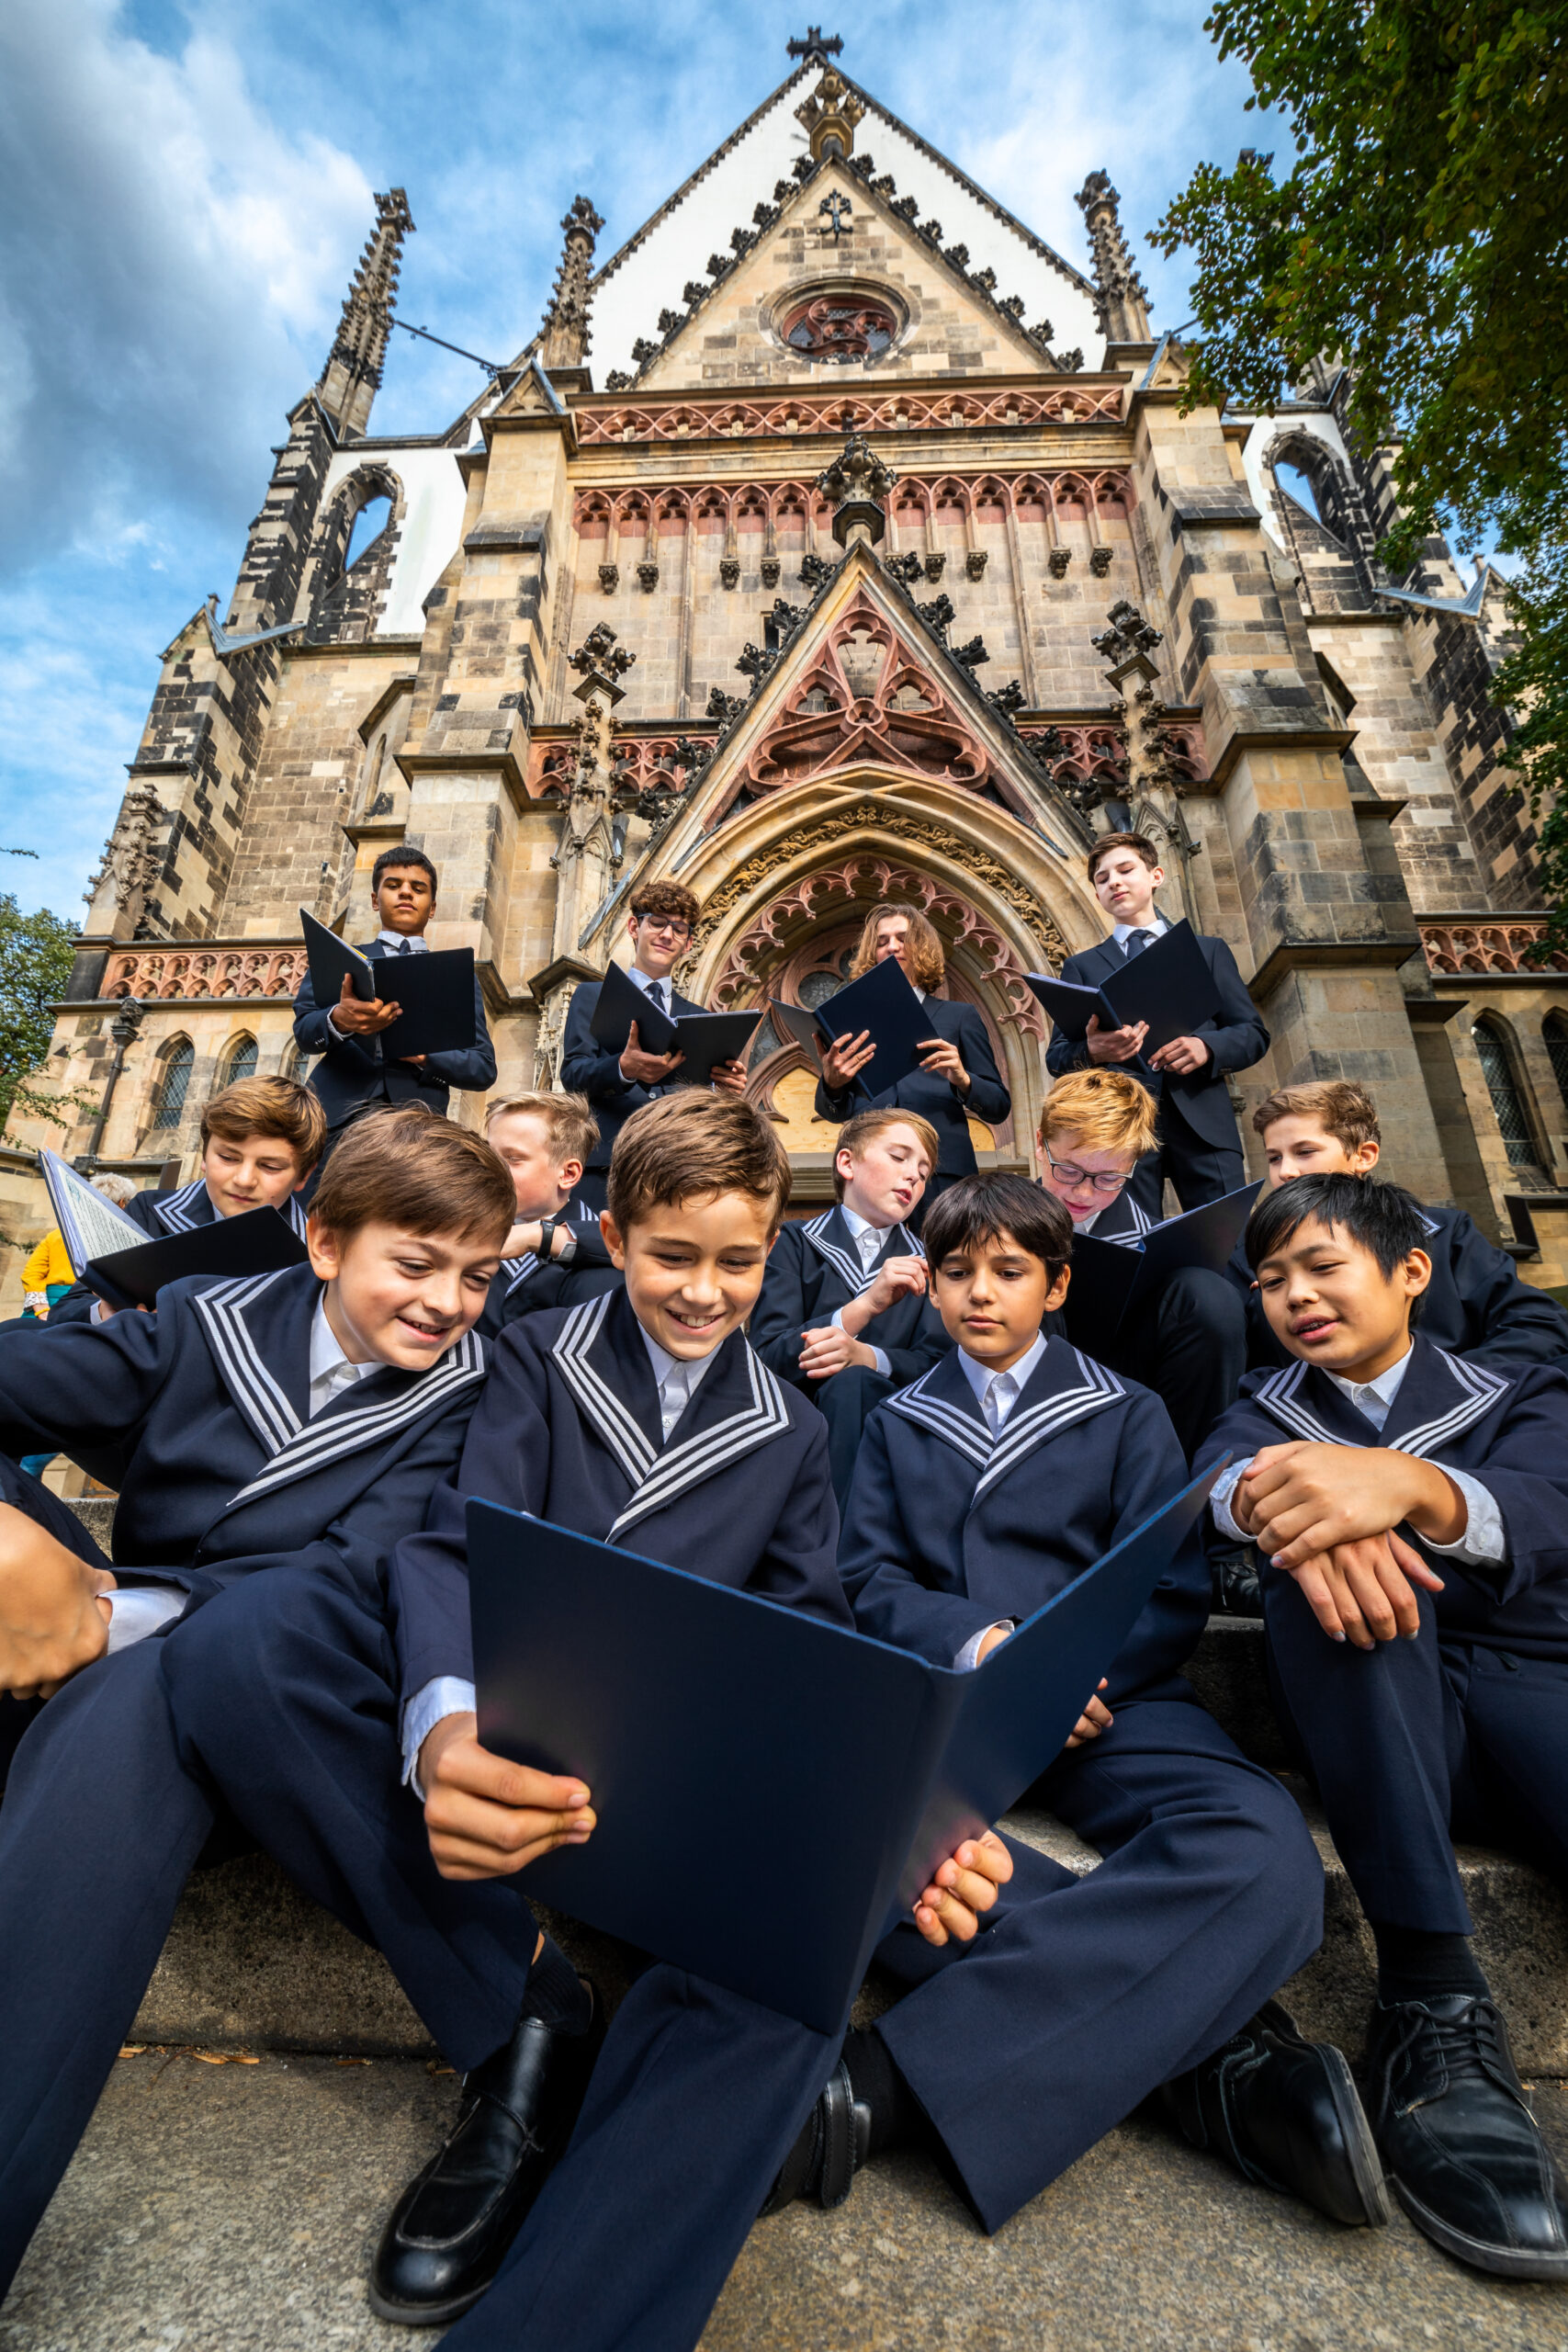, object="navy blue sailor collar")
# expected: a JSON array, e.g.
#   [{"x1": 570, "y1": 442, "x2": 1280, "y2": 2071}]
[
  {"x1": 549, "y1": 1285, "x2": 791, "y2": 1543},
  {"x1": 154, "y1": 1178, "x2": 309, "y2": 1241},
  {"x1": 191, "y1": 1261, "x2": 485, "y2": 1509},
  {"x1": 801, "y1": 1204, "x2": 923, "y2": 1294},
  {"x1": 1247, "y1": 1331, "x2": 1512, "y2": 1460},
  {"x1": 885, "y1": 1331, "x2": 1126, "y2": 1502}
]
